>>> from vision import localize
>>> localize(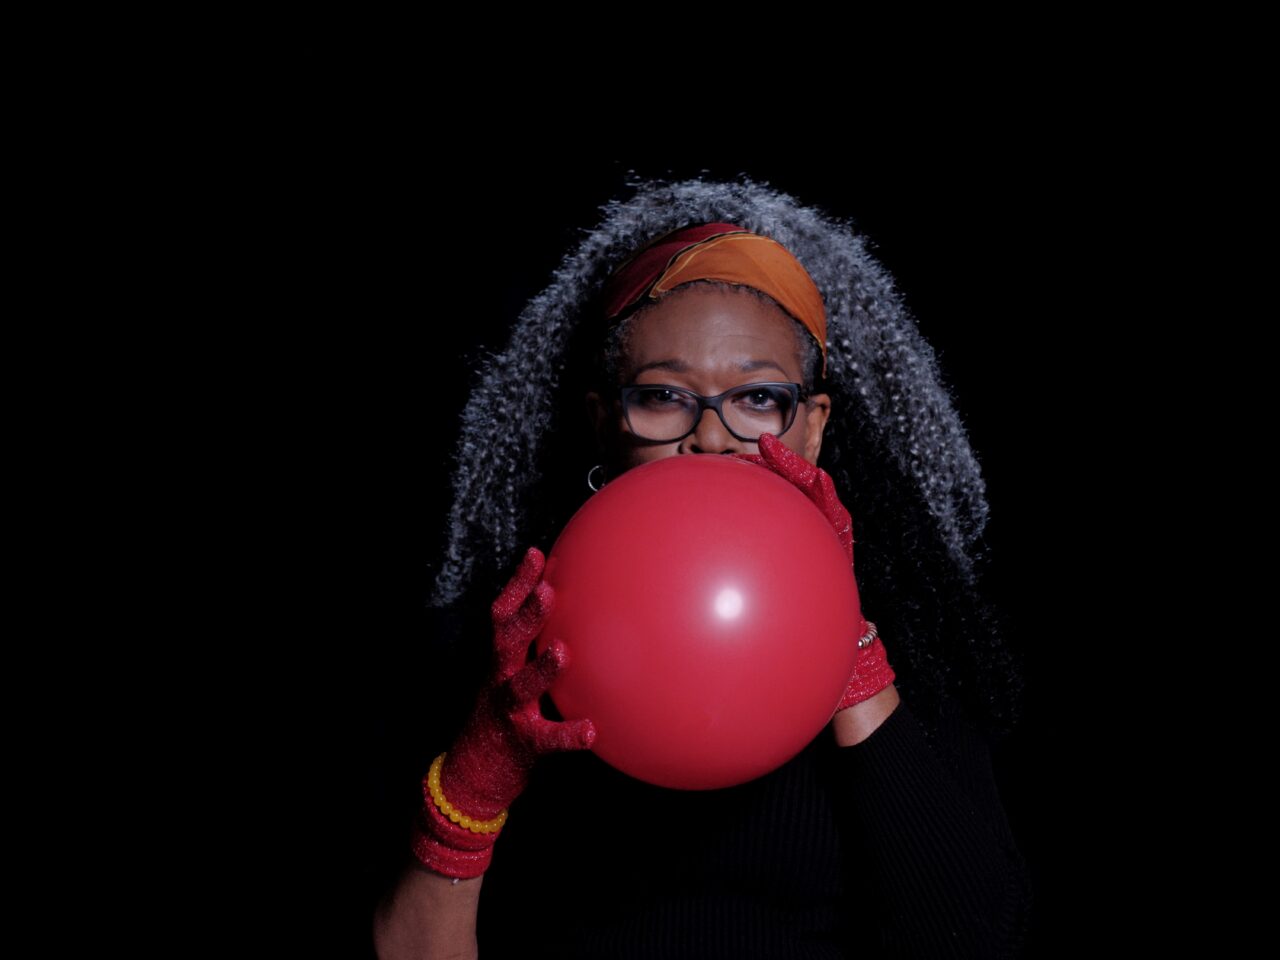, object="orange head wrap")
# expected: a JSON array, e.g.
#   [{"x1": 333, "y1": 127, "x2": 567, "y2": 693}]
[{"x1": 600, "y1": 222, "x2": 828, "y2": 379}]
